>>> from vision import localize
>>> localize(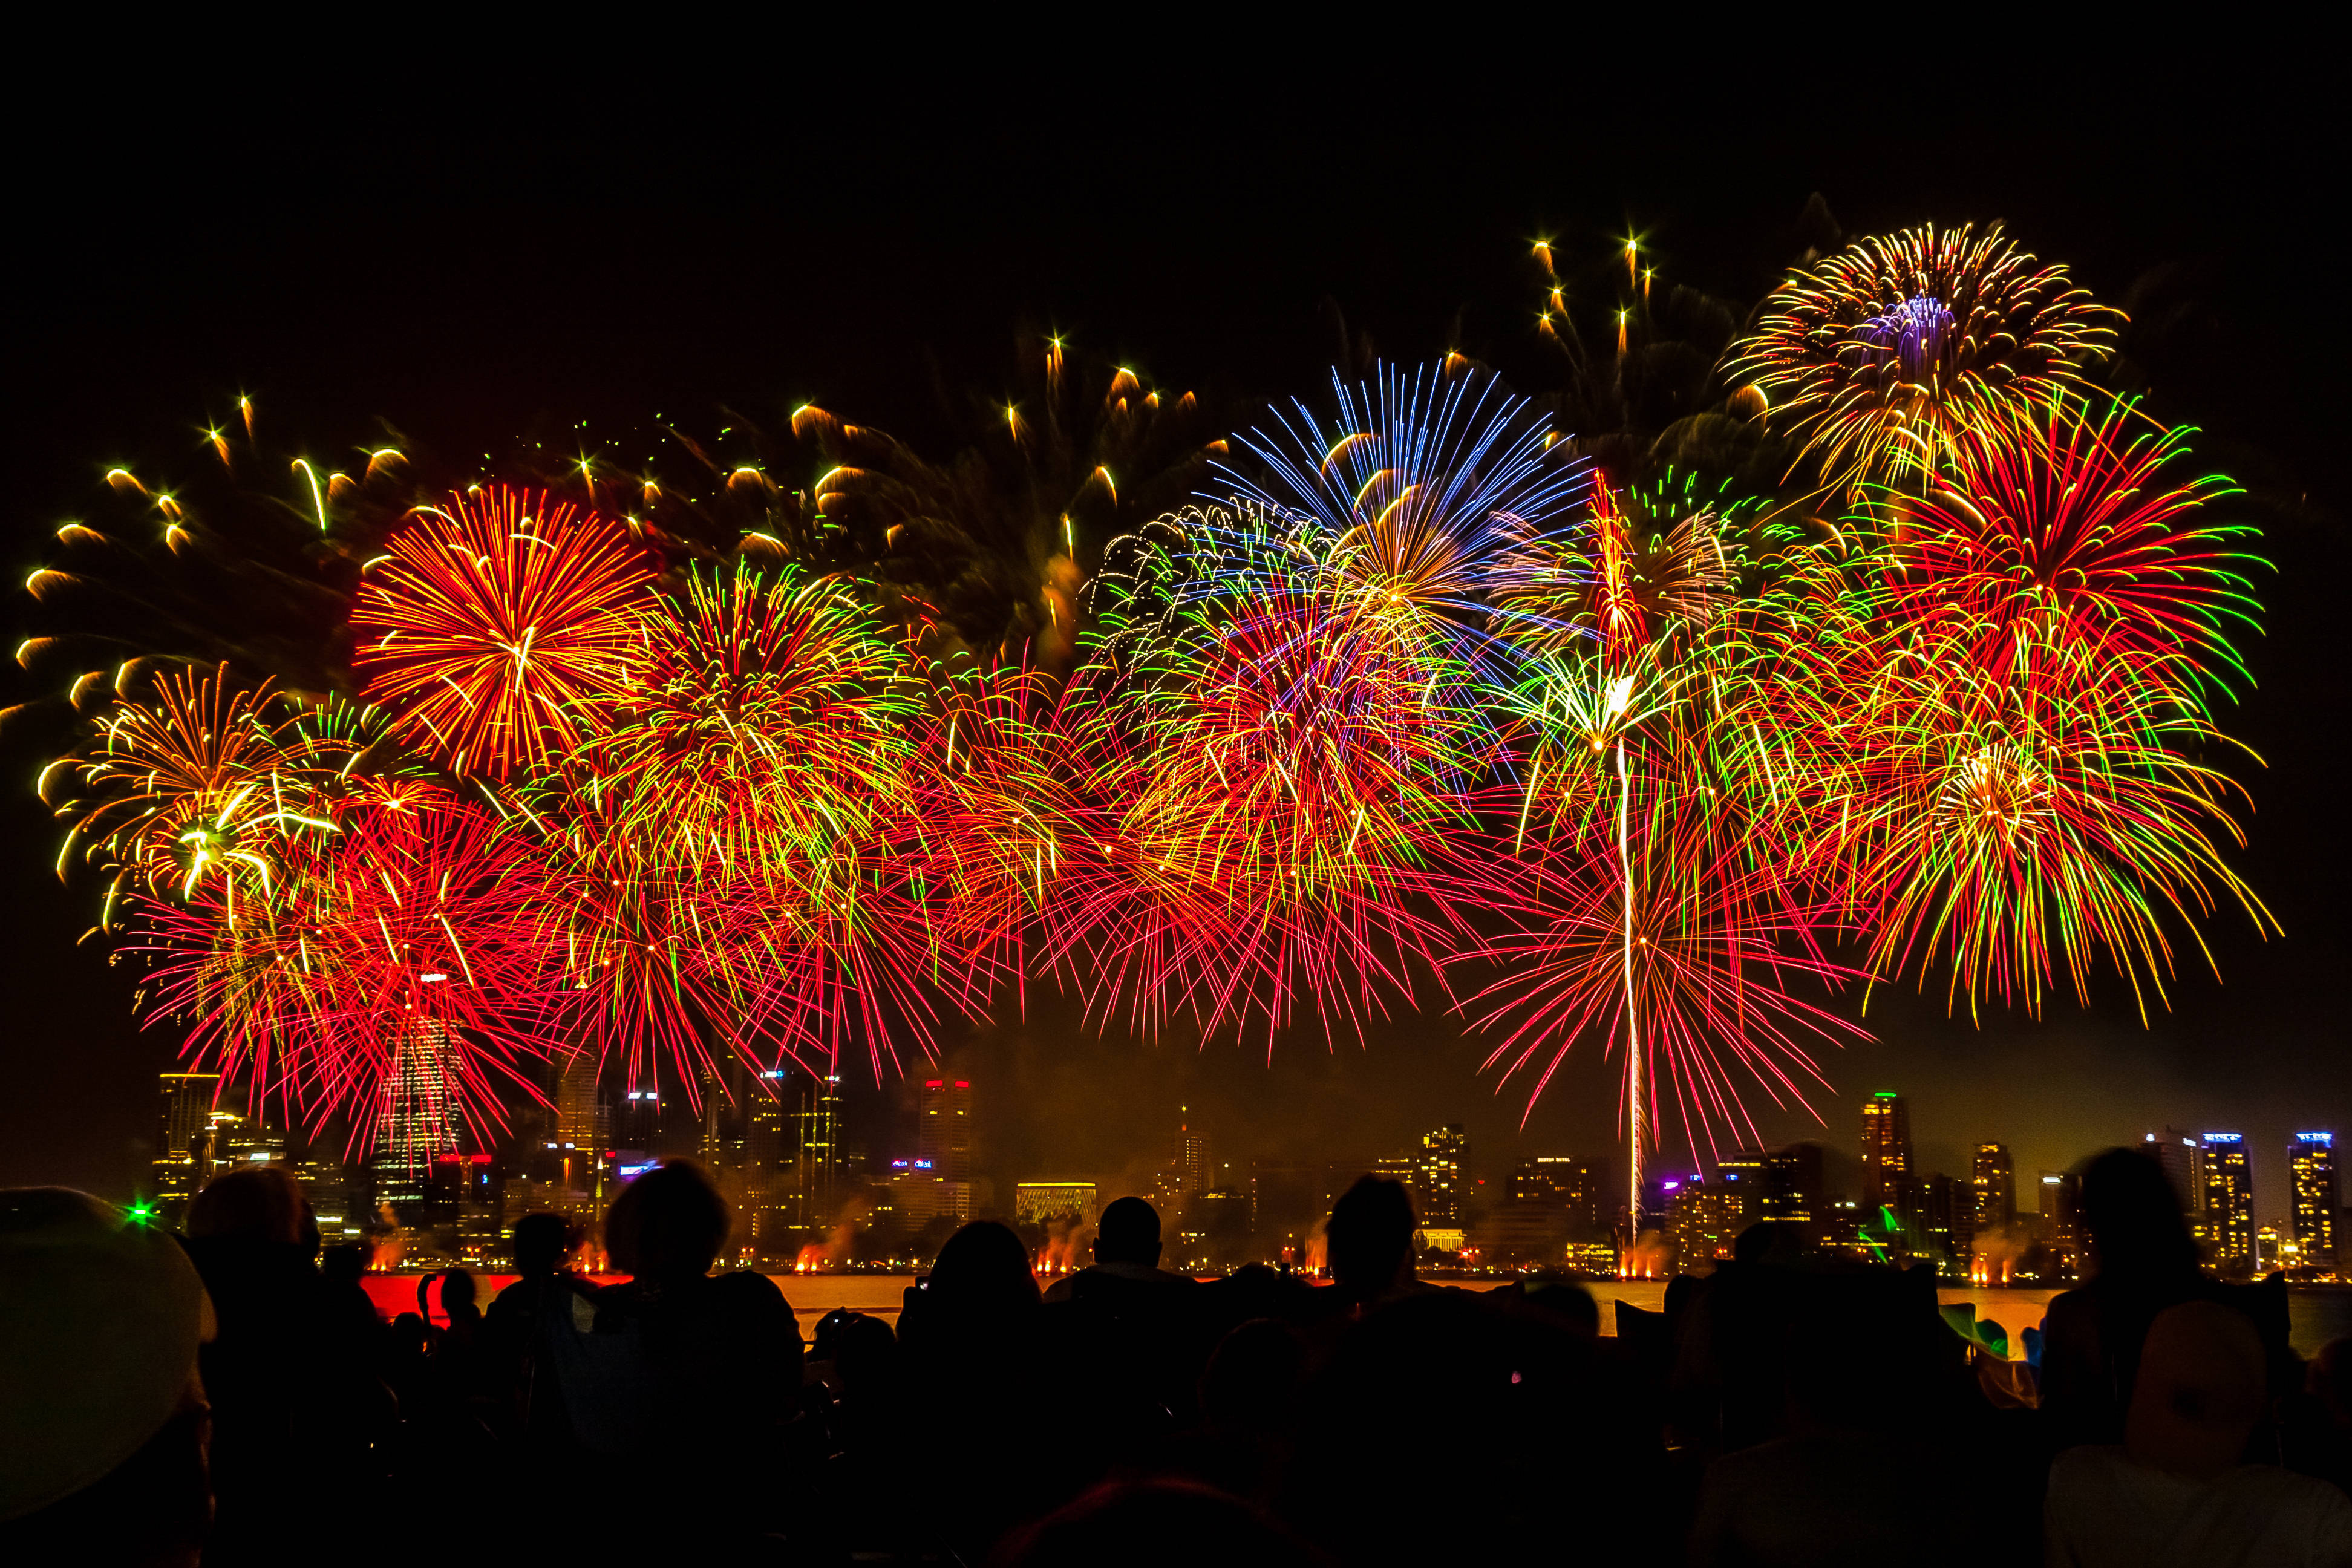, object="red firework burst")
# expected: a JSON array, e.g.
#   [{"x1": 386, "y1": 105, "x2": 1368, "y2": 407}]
[
  {"x1": 125, "y1": 784, "x2": 569, "y2": 1159},
  {"x1": 1887, "y1": 397, "x2": 2259, "y2": 702},
  {"x1": 1051, "y1": 573, "x2": 1498, "y2": 1043},
  {"x1": 353, "y1": 485, "x2": 651, "y2": 779}
]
